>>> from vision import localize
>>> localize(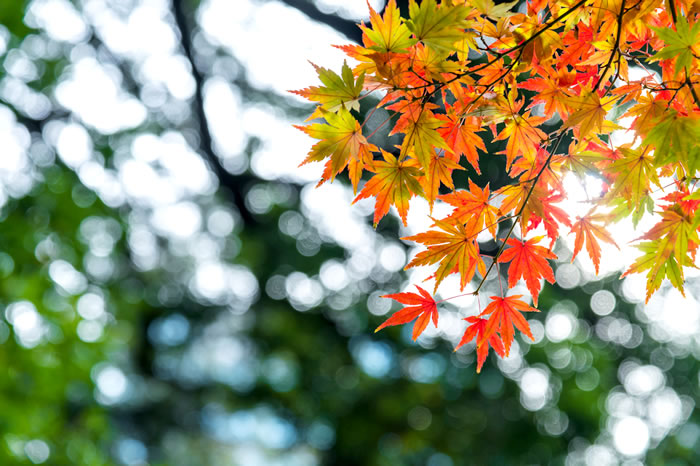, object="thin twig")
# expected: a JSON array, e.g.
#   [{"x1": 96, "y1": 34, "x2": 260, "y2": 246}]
[
  {"x1": 472, "y1": 133, "x2": 567, "y2": 295},
  {"x1": 592, "y1": 0, "x2": 627, "y2": 94}
]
